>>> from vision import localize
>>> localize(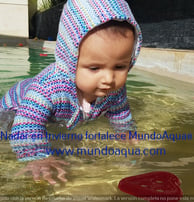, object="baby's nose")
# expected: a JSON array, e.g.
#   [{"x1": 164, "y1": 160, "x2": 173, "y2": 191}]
[{"x1": 102, "y1": 71, "x2": 114, "y2": 85}]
